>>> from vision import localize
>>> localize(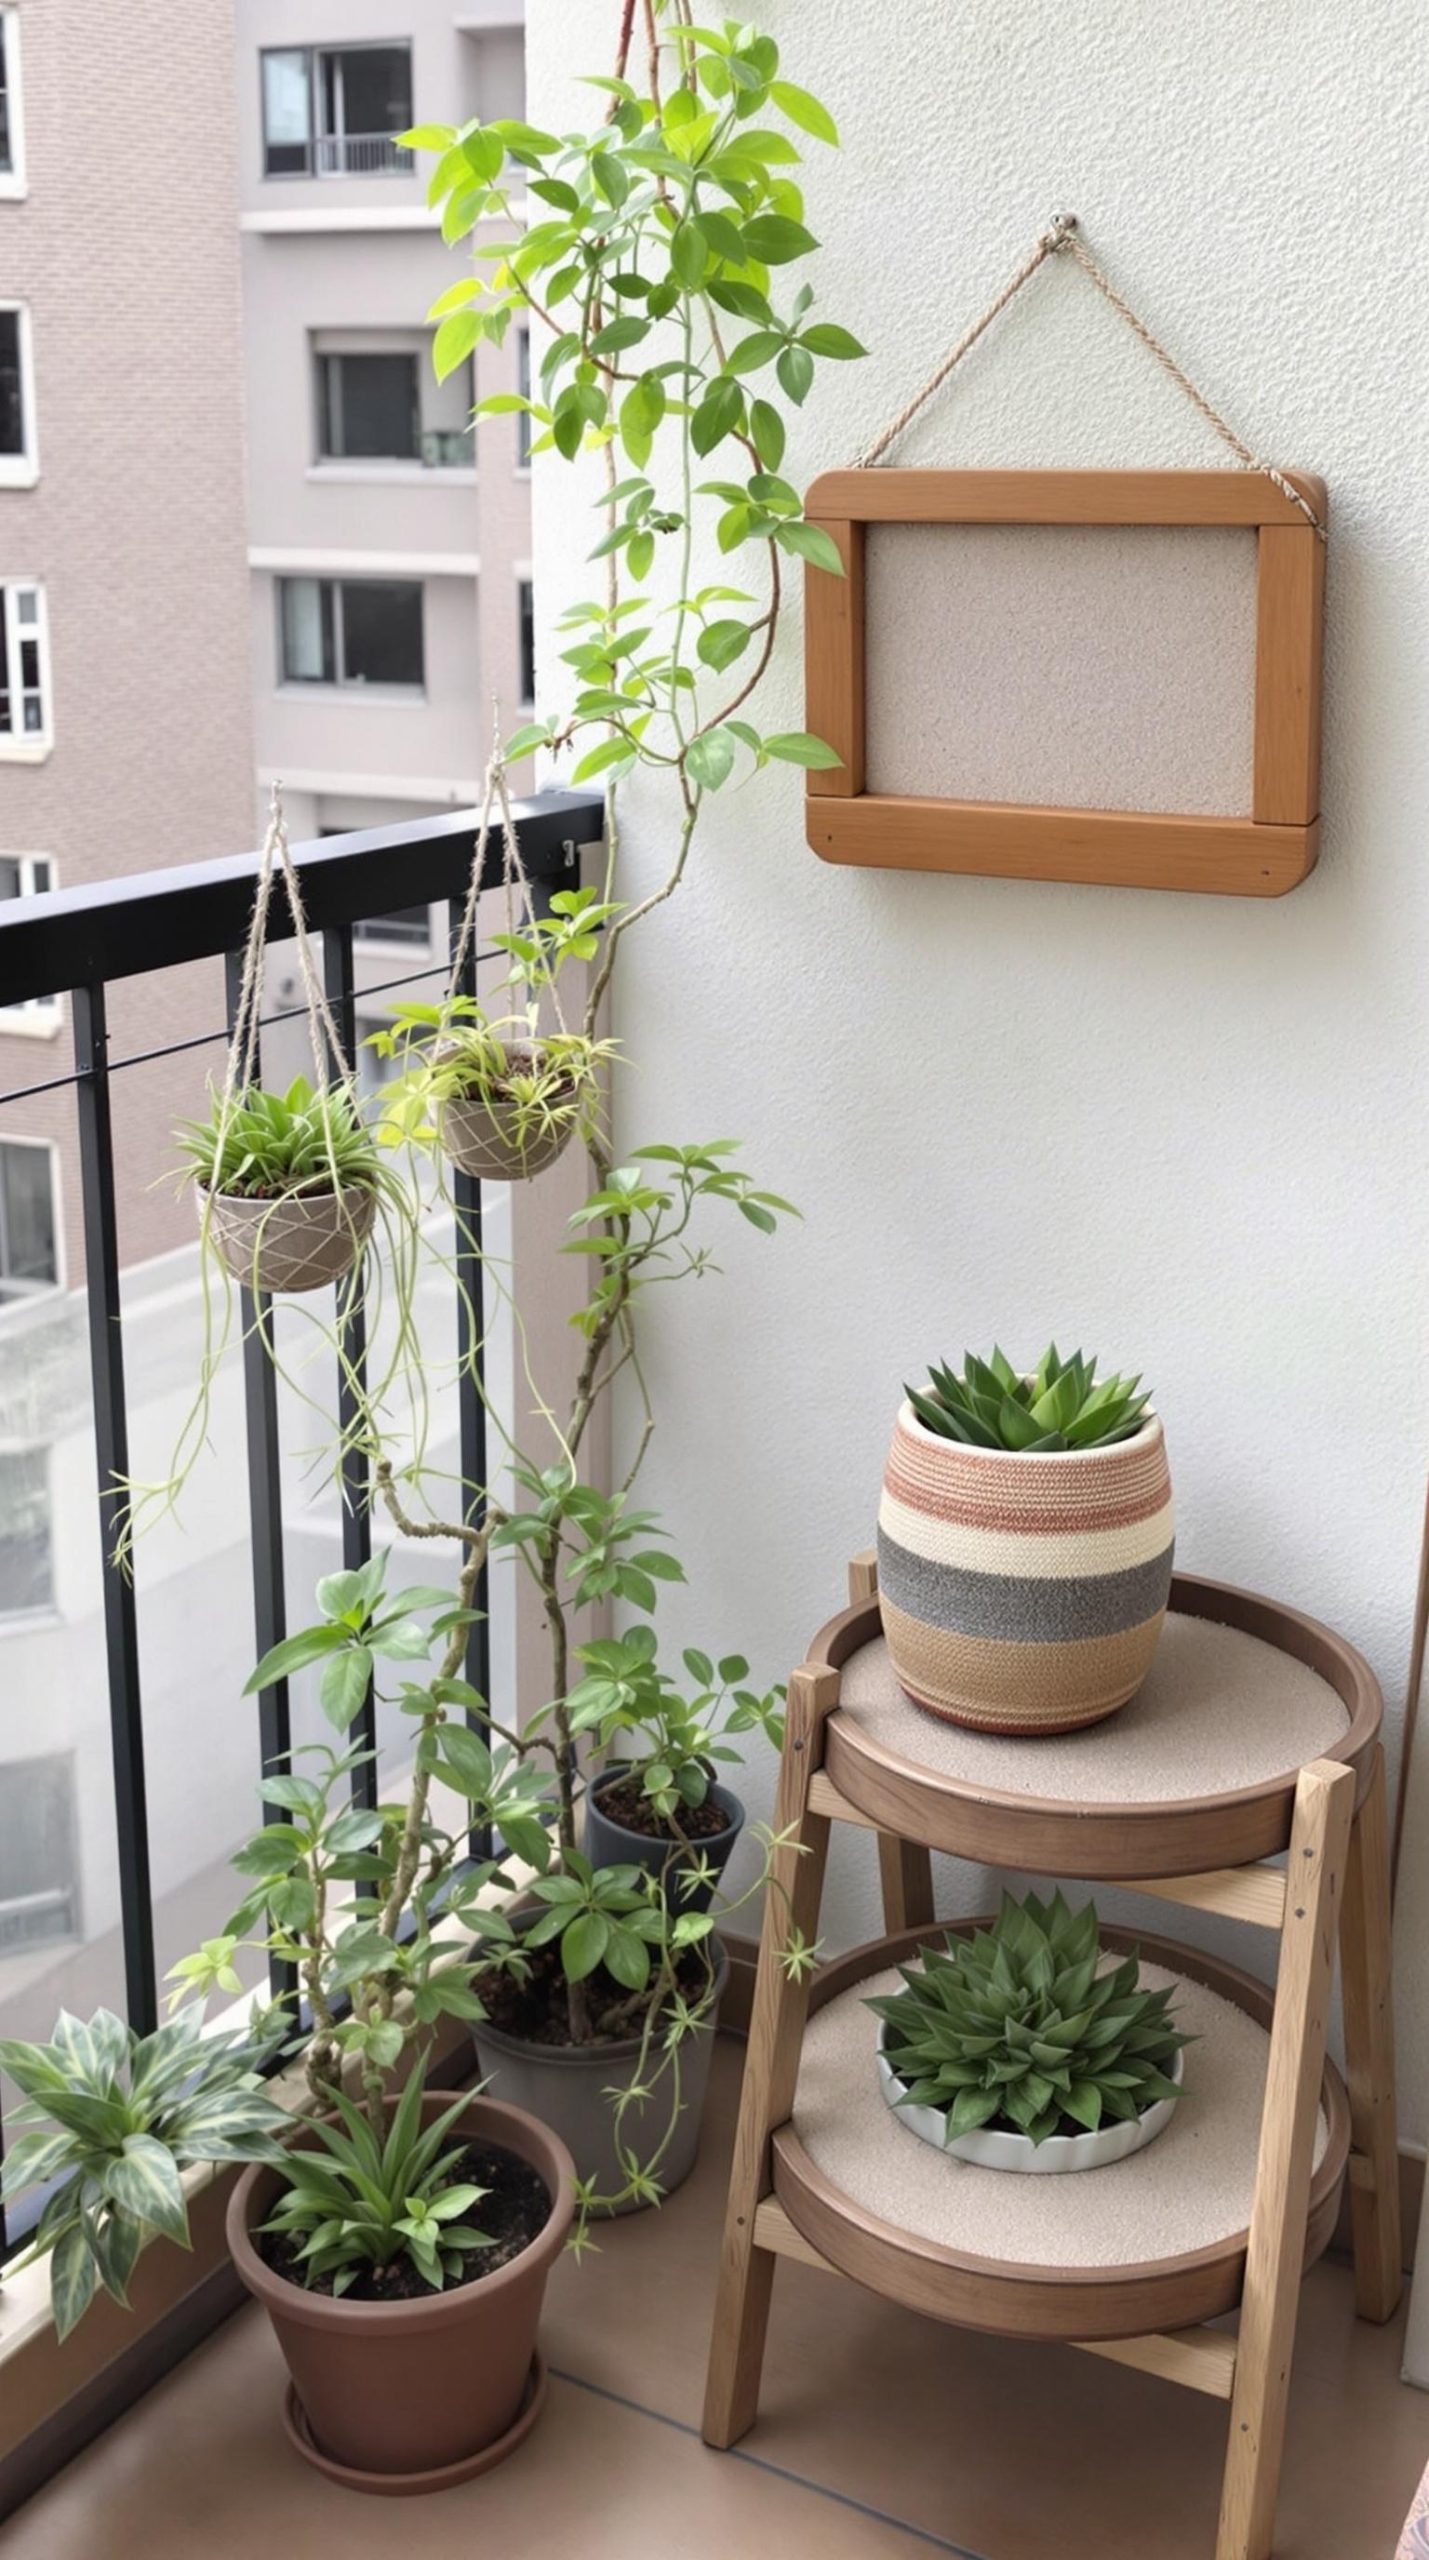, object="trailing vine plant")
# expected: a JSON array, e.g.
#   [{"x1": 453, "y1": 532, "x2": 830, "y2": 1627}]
[{"x1": 105, "y1": 4, "x2": 851, "y2": 2257}]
